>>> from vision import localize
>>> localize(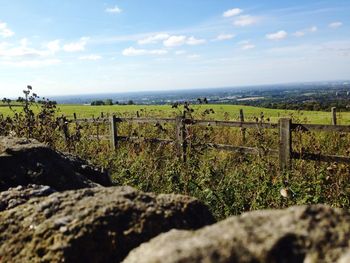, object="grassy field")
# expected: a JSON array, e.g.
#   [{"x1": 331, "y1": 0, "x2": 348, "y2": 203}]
[
  {"x1": 1, "y1": 100, "x2": 350, "y2": 219},
  {"x1": 1, "y1": 103, "x2": 349, "y2": 125}
]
